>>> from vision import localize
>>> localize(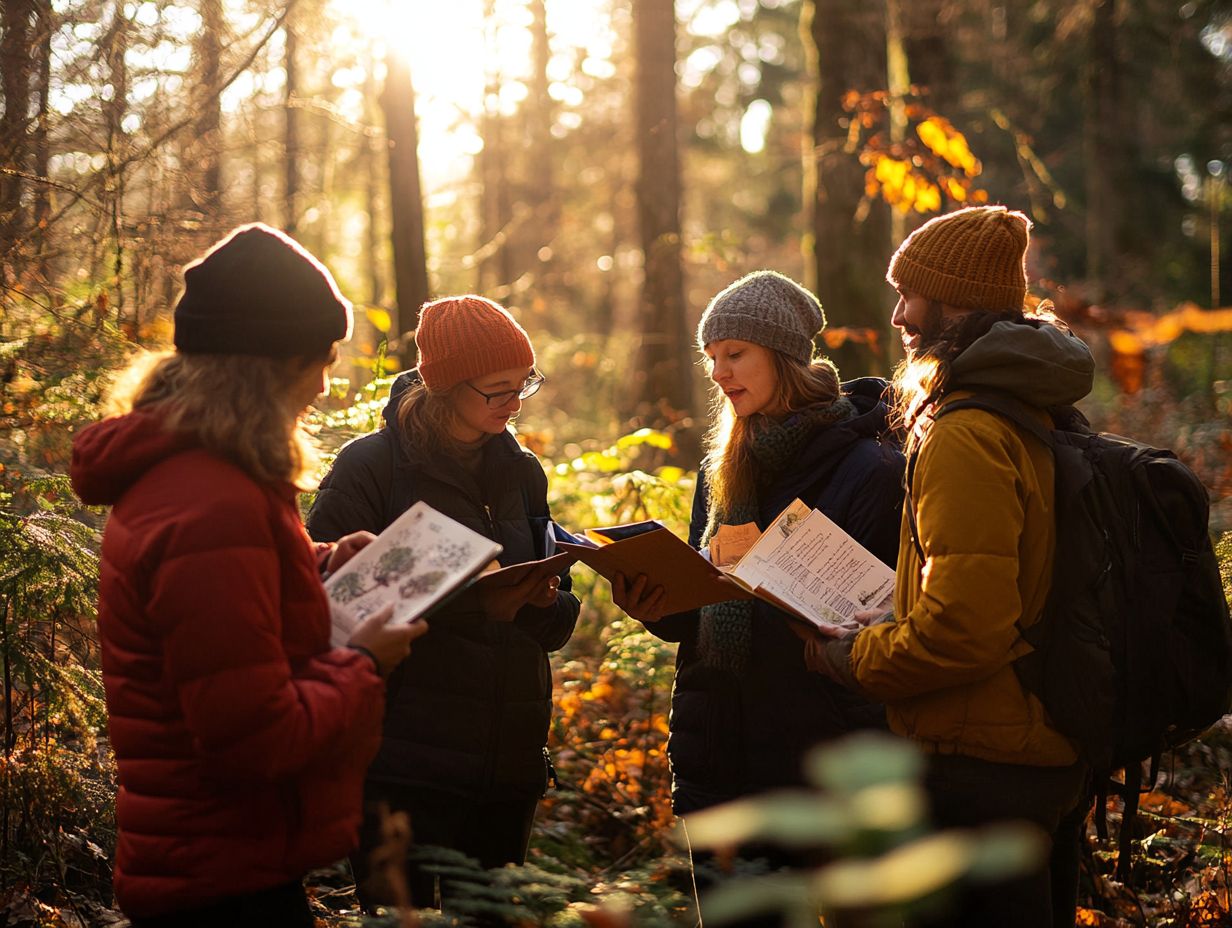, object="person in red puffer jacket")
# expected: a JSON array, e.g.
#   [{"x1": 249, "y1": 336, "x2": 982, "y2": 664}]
[{"x1": 70, "y1": 223, "x2": 424, "y2": 928}]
